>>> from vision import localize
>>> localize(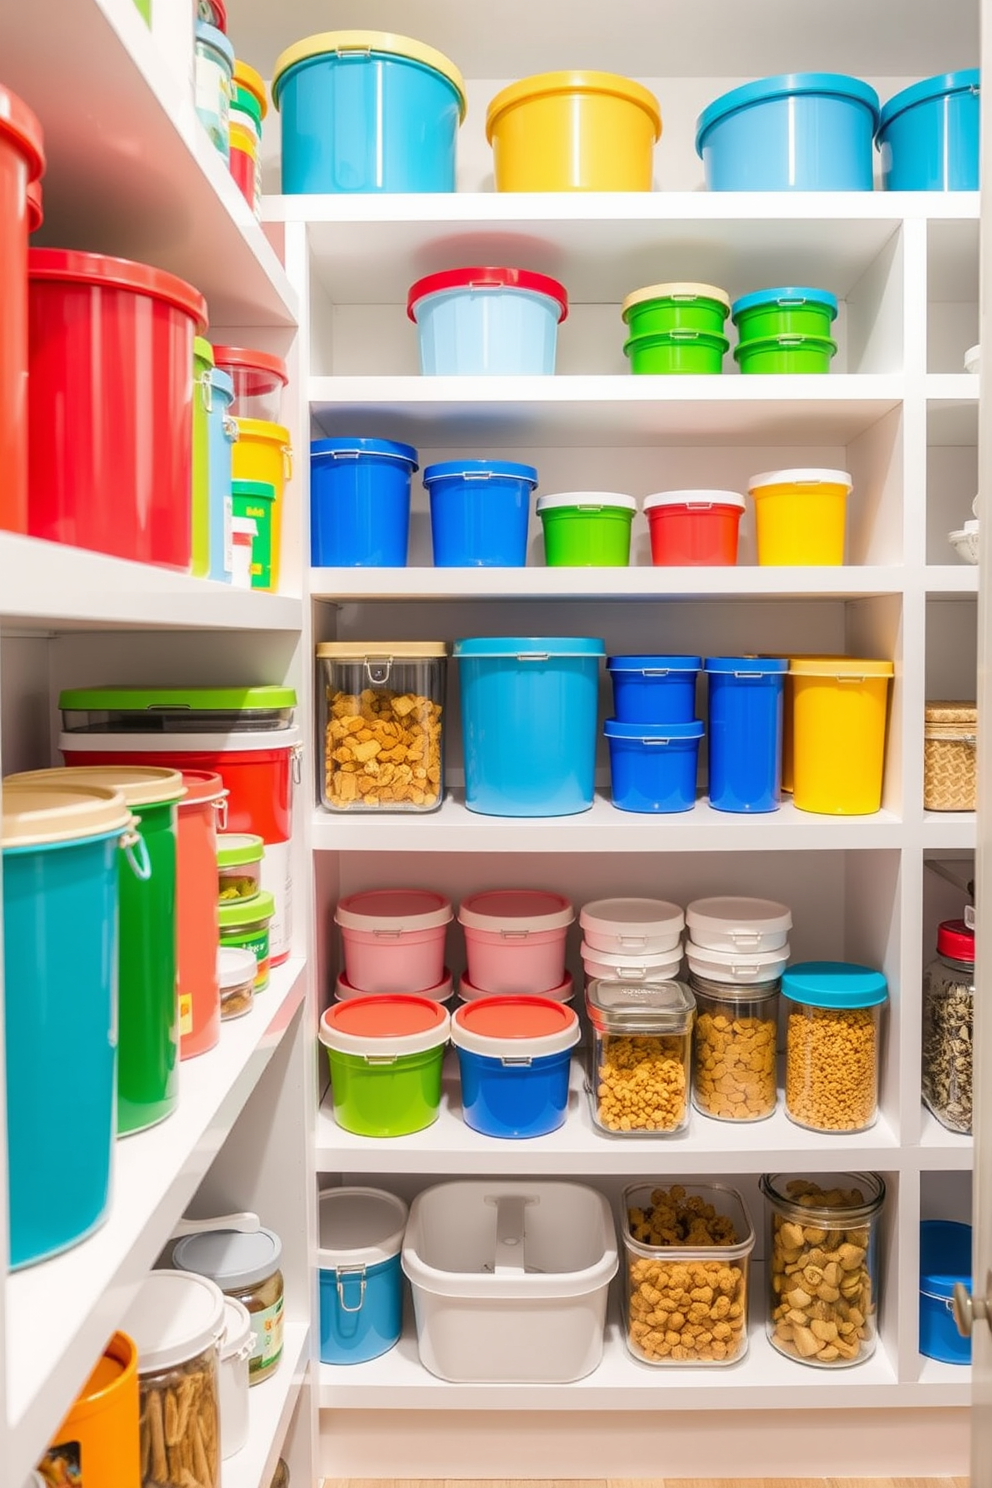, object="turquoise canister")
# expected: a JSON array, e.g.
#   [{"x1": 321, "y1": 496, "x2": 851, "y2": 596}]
[{"x1": 318, "y1": 1187, "x2": 408, "y2": 1363}]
